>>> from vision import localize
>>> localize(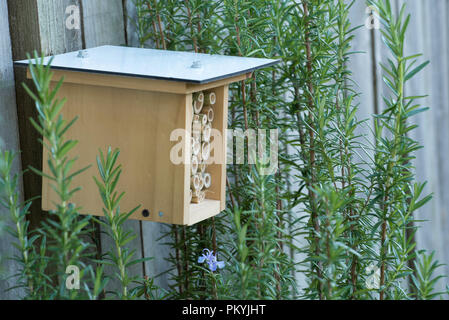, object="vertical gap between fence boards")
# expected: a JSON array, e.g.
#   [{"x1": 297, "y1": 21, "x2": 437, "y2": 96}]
[
  {"x1": 369, "y1": 24, "x2": 379, "y2": 116},
  {"x1": 139, "y1": 221, "x2": 147, "y2": 279},
  {"x1": 79, "y1": 0, "x2": 86, "y2": 49},
  {"x1": 122, "y1": 0, "x2": 129, "y2": 47}
]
